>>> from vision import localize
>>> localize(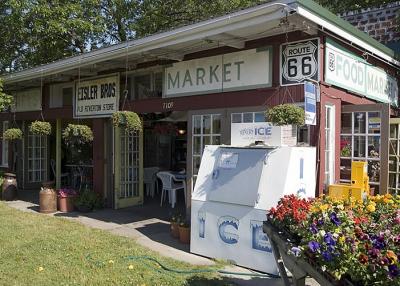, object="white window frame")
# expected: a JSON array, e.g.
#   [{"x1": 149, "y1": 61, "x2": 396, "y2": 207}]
[
  {"x1": 49, "y1": 82, "x2": 74, "y2": 108},
  {"x1": 27, "y1": 132, "x2": 48, "y2": 183},
  {"x1": 325, "y1": 104, "x2": 335, "y2": 185},
  {"x1": 120, "y1": 131, "x2": 139, "y2": 198},
  {"x1": 1, "y1": 121, "x2": 8, "y2": 167},
  {"x1": 231, "y1": 111, "x2": 266, "y2": 123}
]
